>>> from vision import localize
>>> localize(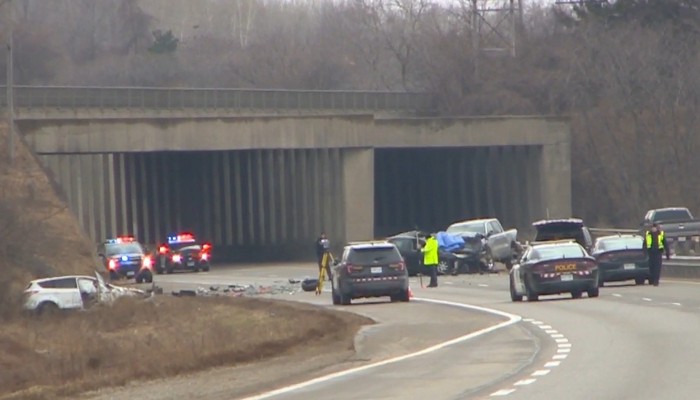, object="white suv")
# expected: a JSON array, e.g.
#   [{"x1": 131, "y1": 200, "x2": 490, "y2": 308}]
[{"x1": 23, "y1": 273, "x2": 147, "y2": 314}]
